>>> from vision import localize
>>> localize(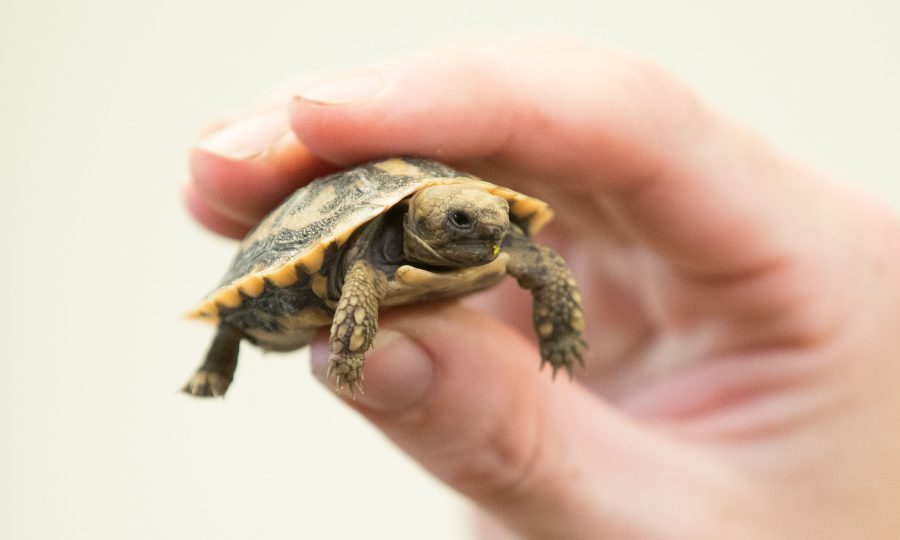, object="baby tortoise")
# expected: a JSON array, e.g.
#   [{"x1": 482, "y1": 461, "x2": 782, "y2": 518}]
[{"x1": 184, "y1": 157, "x2": 585, "y2": 396}]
